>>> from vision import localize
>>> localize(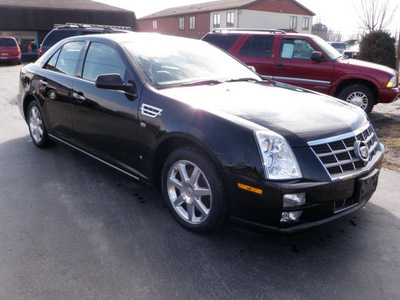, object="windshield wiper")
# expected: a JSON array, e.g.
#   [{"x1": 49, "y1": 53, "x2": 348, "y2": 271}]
[
  {"x1": 225, "y1": 77, "x2": 259, "y2": 83},
  {"x1": 158, "y1": 79, "x2": 223, "y2": 89}
]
